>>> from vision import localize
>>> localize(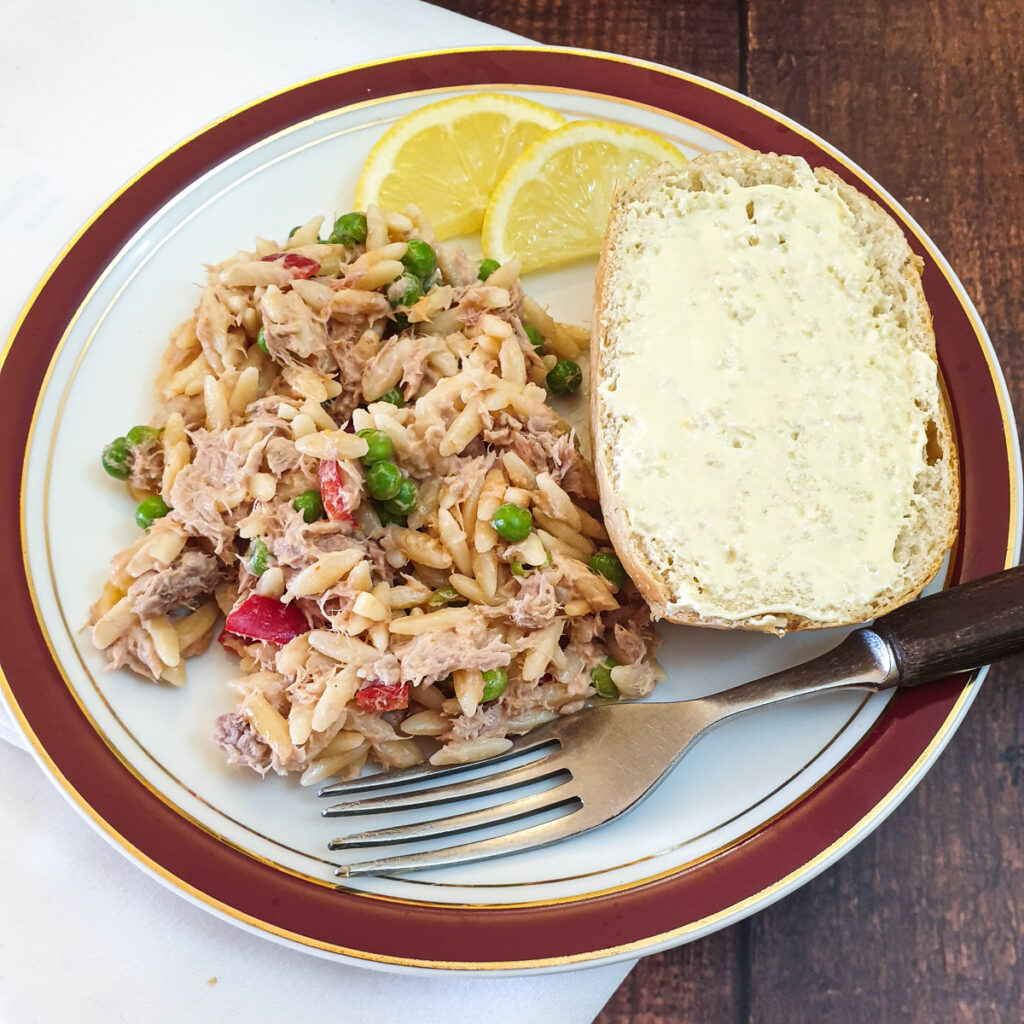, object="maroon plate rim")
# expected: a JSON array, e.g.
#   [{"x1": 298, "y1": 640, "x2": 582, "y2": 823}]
[{"x1": 0, "y1": 46, "x2": 1017, "y2": 970}]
